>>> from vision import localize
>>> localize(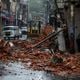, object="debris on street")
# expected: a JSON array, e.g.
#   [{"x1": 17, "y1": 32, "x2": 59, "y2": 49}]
[{"x1": 0, "y1": 39, "x2": 80, "y2": 77}]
